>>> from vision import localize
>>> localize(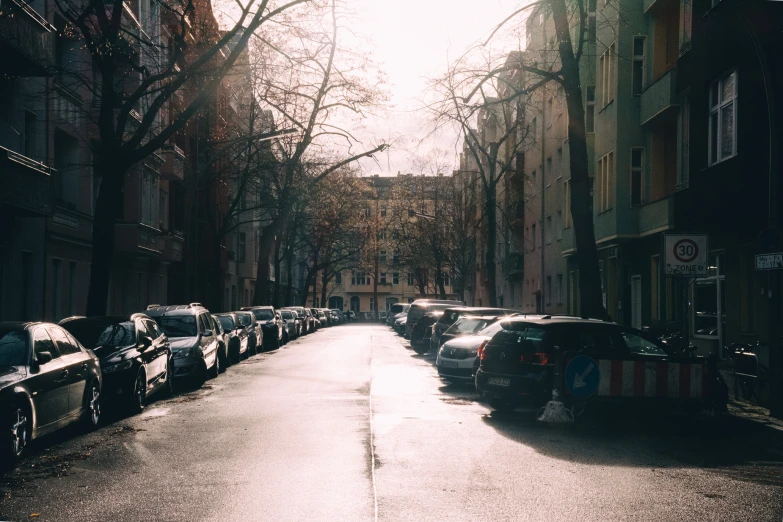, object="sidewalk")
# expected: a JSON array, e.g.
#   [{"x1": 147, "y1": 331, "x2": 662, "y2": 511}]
[{"x1": 728, "y1": 399, "x2": 783, "y2": 432}]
